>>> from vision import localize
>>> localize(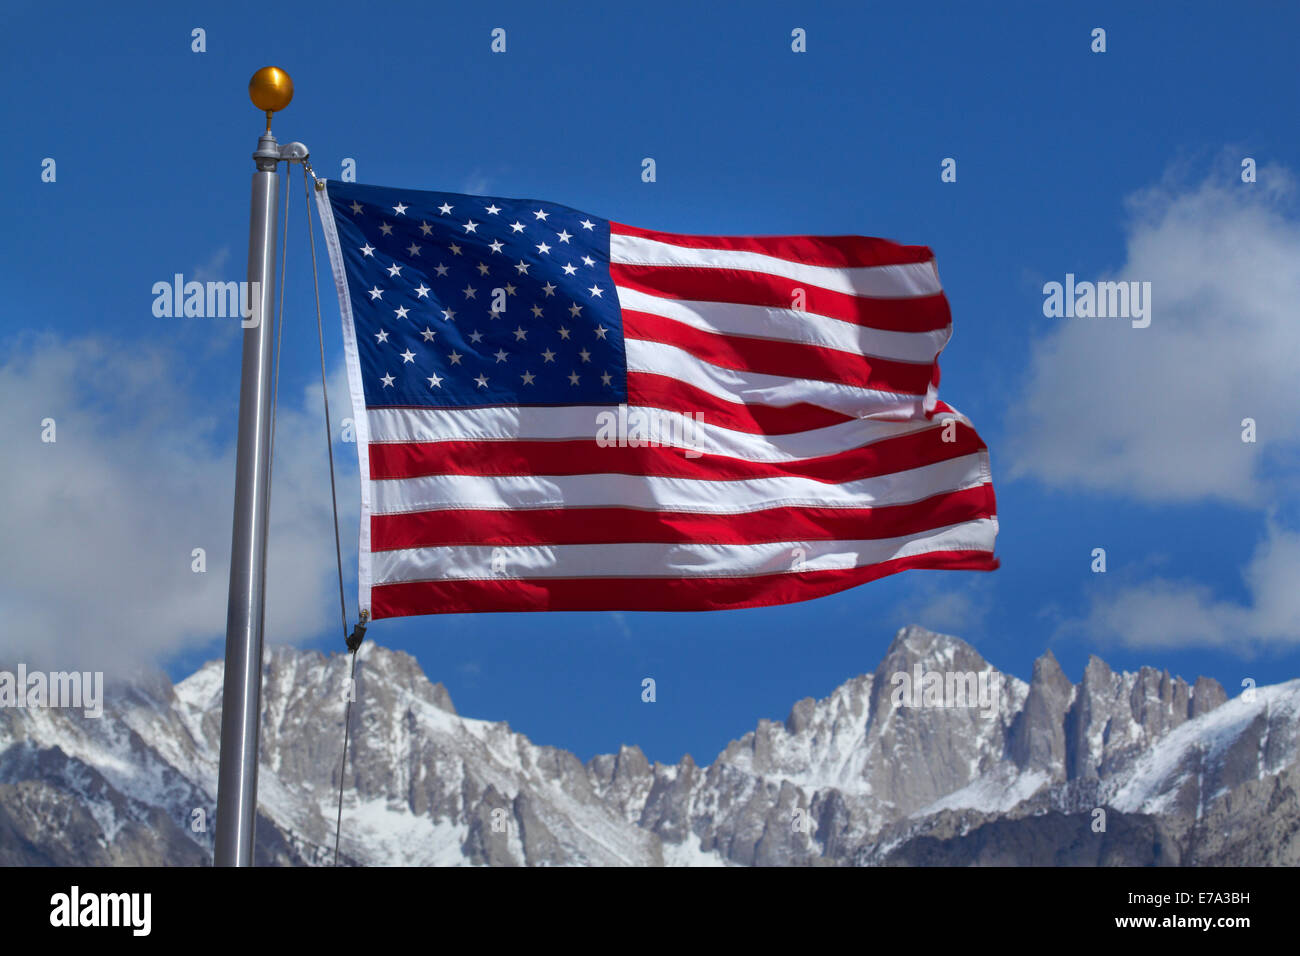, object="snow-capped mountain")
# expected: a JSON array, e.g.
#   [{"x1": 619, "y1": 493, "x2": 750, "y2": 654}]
[{"x1": 1, "y1": 625, "x2": 1297, "y2": 866}]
